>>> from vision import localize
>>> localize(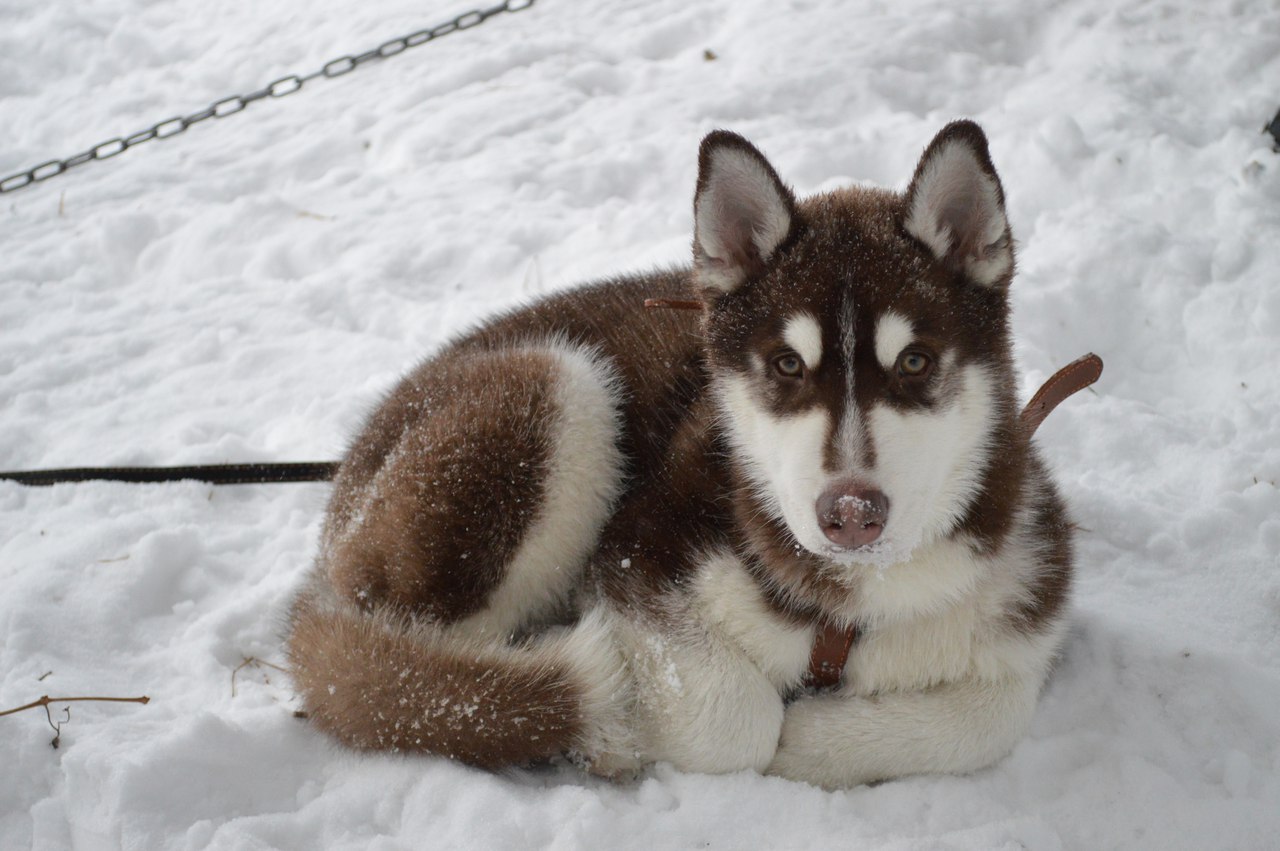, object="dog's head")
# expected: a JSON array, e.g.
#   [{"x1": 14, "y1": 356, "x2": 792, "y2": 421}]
[{"x1": 693, "y1": 122, "x2": 1020, "y2": 568}]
